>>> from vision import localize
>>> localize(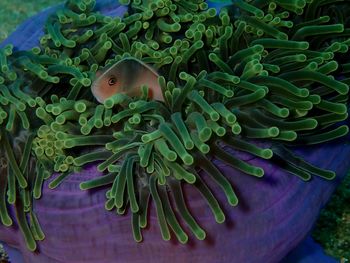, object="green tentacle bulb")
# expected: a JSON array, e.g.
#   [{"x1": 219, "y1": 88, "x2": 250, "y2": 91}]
[{"x1": 0, "y1": 0, "x2": 349, "y2": 250}]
